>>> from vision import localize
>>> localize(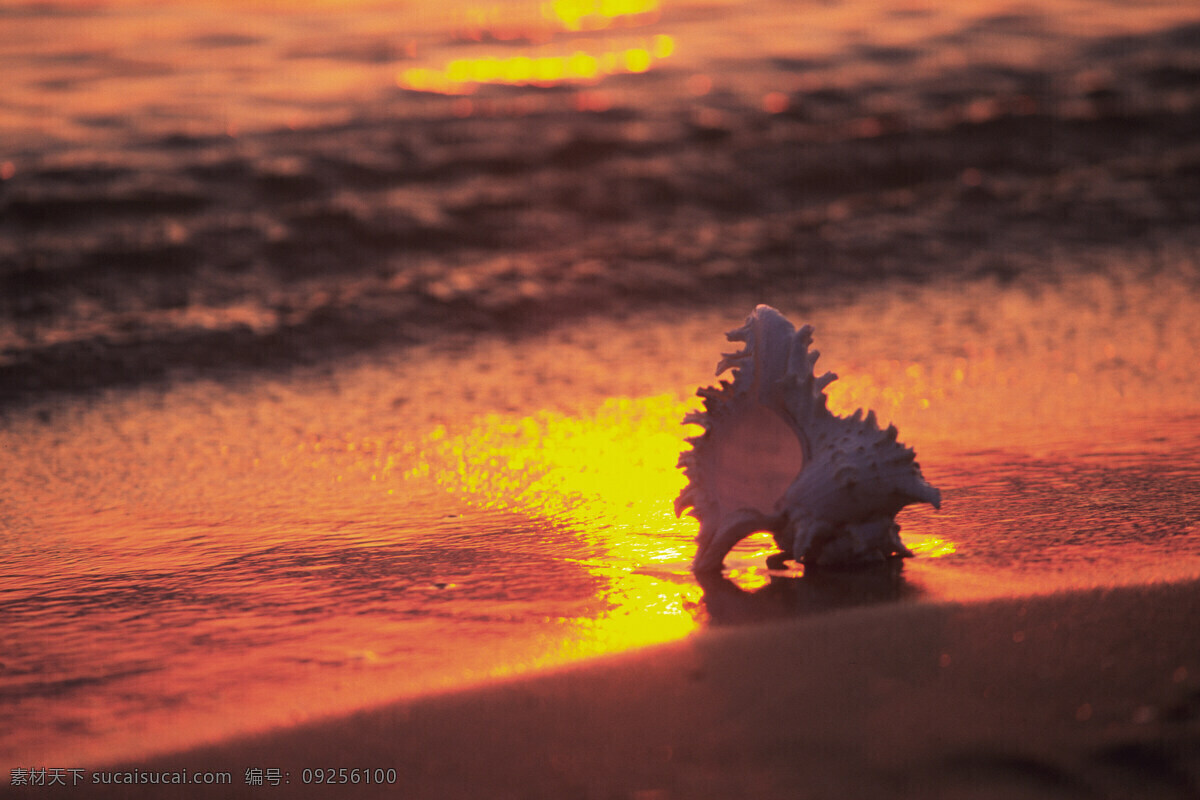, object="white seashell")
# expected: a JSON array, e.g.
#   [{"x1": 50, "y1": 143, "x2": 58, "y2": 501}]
[{"x1": 676, "y1": 305, "x2": 942, "y2": 572}]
